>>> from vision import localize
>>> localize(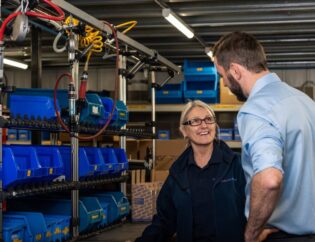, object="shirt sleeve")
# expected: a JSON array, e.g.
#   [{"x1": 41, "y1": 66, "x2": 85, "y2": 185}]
[{"x1": 238, "y1": 113, "x2": 284, "y2": 175}]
